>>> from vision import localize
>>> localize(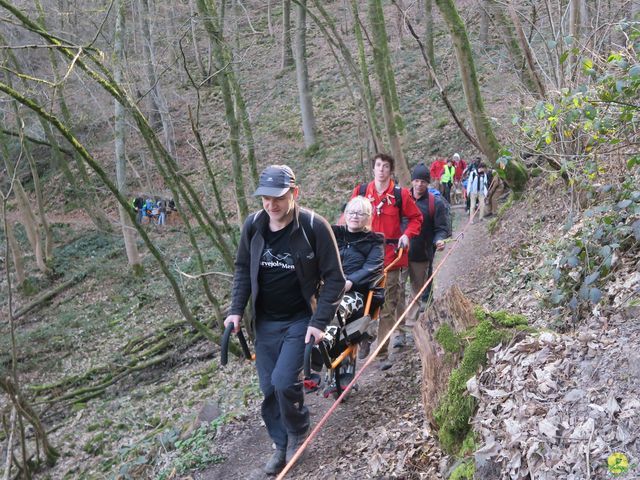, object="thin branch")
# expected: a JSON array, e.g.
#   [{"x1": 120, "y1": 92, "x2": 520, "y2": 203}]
[{"x1": 392, "y1": 0, "x2": 482, "y2": 151}]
